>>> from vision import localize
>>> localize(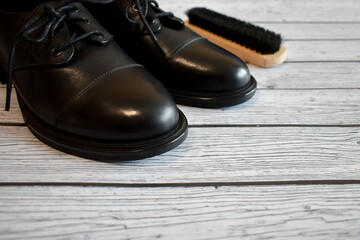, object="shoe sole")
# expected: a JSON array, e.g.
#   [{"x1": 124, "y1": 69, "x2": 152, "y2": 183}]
[
  {"x1": 168, "y1": 76, "x2": 257, "y2": 108},
  {"x1": 17, "y1": 95, "x2": 188, "y2": 161}
]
